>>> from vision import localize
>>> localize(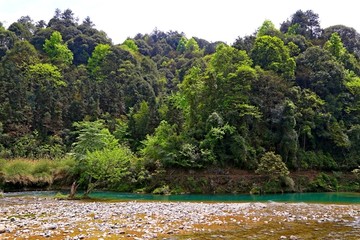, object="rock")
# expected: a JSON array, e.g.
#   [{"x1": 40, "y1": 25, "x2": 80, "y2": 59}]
[
  {"x1": 43, "y1": 231, "x2": 52, "y2": 238},
  {"x1": 289, "y1": 236, "x2": 298, "y2": 240},
  {"x1": 0, "y1": 224, "x2": 6, "y2": 233},
  {"x1": 43, "y1": 223, "x2": 57, "y2": 230},
  {"x1": 280, "y1": 236, "x2": 287, "y2": 239}
]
